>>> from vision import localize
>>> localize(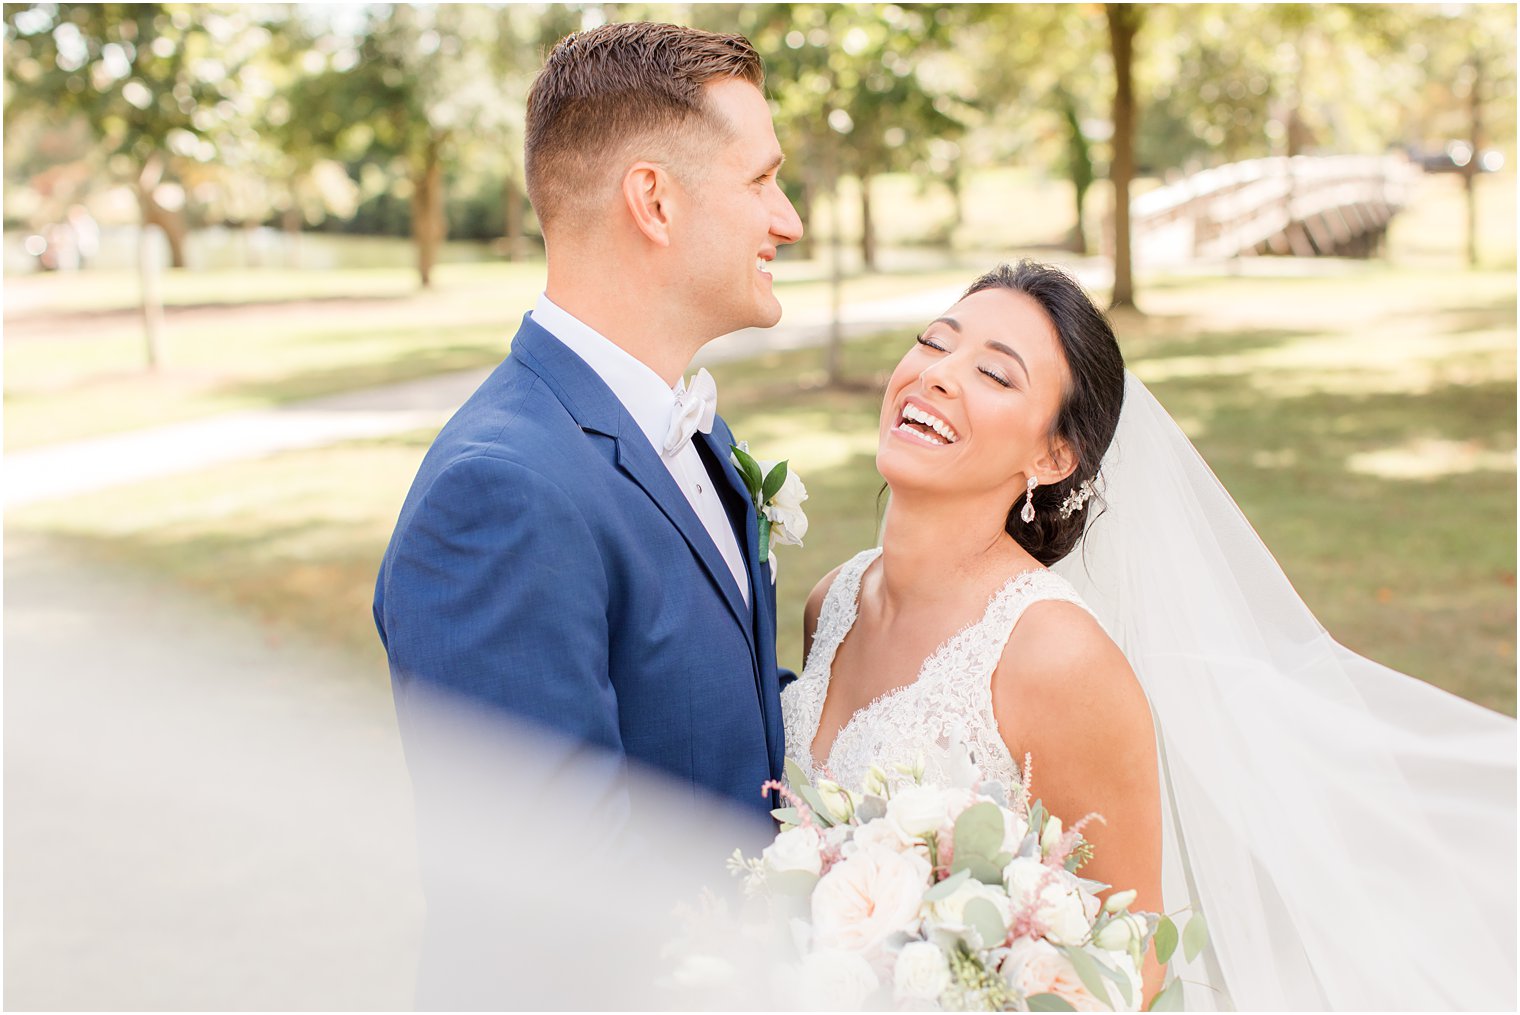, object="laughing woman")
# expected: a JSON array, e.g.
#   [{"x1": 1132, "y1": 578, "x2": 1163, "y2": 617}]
[{"x1": 780, "y1": 260, "x2": 1516, "y2": 1010}]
